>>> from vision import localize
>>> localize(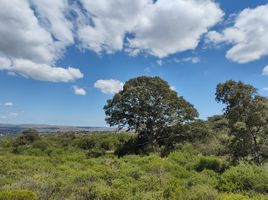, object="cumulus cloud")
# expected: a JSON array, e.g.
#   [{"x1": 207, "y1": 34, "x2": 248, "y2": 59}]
[
  {"x1": 128, "y1": 0, "x2": 223, "y2": 58},
  {"x1": 0, "y1": 0, "x2": 224, "y2": 82},
  {"x1": 0, "y1": 0, "x2": 55, "y2": 63},
  {"x1": 0, "y1": 59, "x2": 83, "y2": 82},
  {"x1": 4, "y1": 102, "x2": 13, "y2": 107},
  {"x1": 30, "y1": 0, "x2": 74, "y2": 45},
  {"x1": 73, "y1": 85, "x2": 86, "y2": 96},
  {"x1": 0, "y1": 57, "x2": 11, "y2": 69},
  {"x1": 94, "y1": 79, "x2": 124, "y2": 94},
  {"x1": 76, "y1": 0, "x2": 223, "y2": 57},
  {"x1": 0, "y1": 0, "x2": 82, "y2": 82},
  {"x1": 77, "y1": 0, "x2": 150, "y2": 53},
  {"x1": 207, "y1": 4, "x2": 268, "y2": 63}
]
